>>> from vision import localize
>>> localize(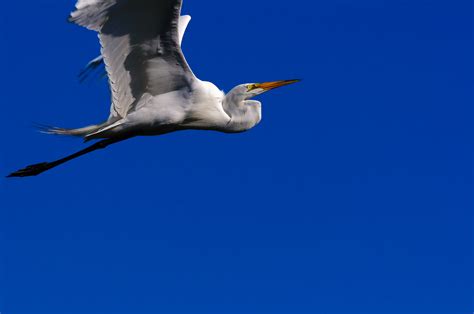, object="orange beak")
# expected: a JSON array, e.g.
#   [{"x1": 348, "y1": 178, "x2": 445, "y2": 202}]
[
  {"x1": 254, "y1": 79, "x2": 300, "y2": 91},
  {"x1": 248, "y1": 79, "x2": 301, "y2": 92}
]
